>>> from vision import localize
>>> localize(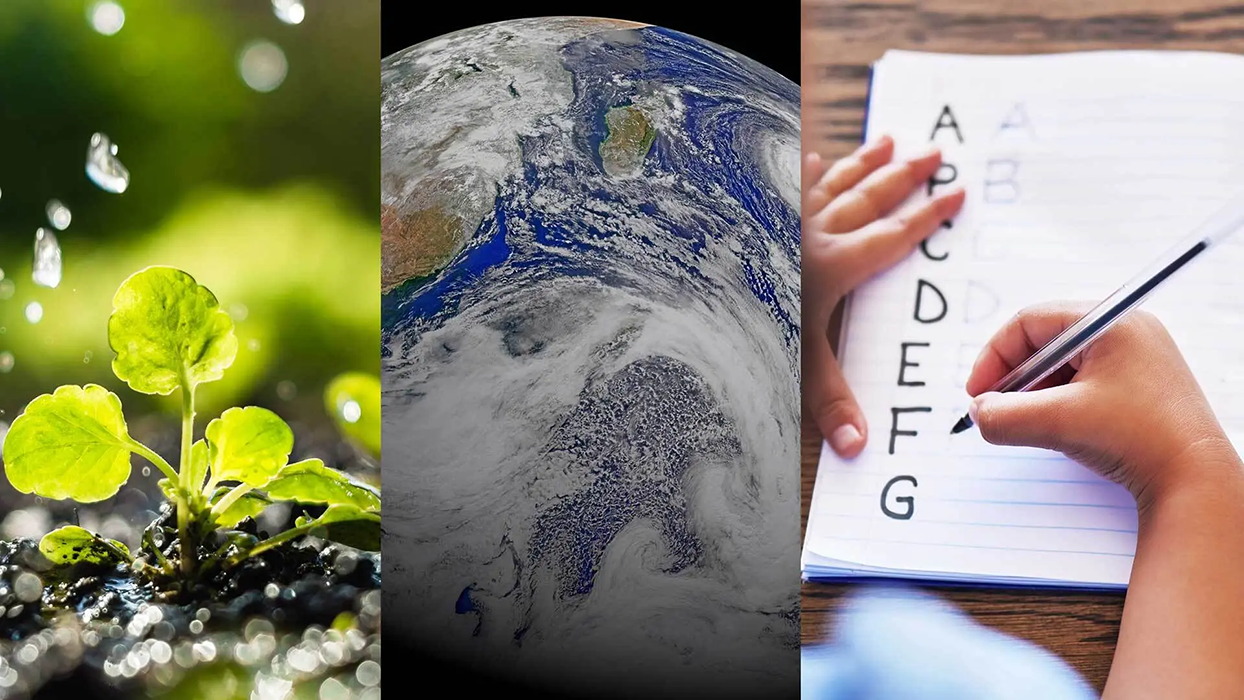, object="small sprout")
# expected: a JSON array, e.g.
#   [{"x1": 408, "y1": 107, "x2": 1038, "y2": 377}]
[
  {"x1": 324, "y1": 372, "x2": 380, "y2": 456},
  {"x1": 1, "y1": 265, "x2": 382, "y2": 589},
  {"x1": 39, "y1": 525, "x2": 132, "y2": 566}
]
